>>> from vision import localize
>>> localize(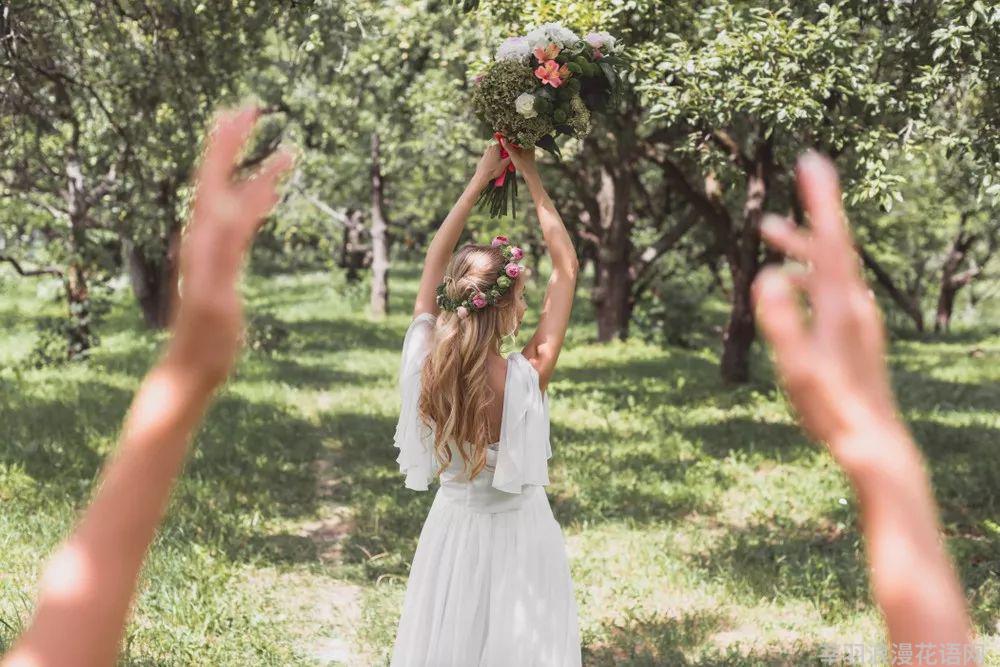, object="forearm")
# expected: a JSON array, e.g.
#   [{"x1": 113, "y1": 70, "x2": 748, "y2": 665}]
[
  {"x1": 839, "y1": 423, "x2": 973, "y2": 656},
  {"x1": 6, "y1": 352, "x2": 216, "y2": 667},
  {"x1": 521, "y1": 169, "x2": 577, "y2": 273}
]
